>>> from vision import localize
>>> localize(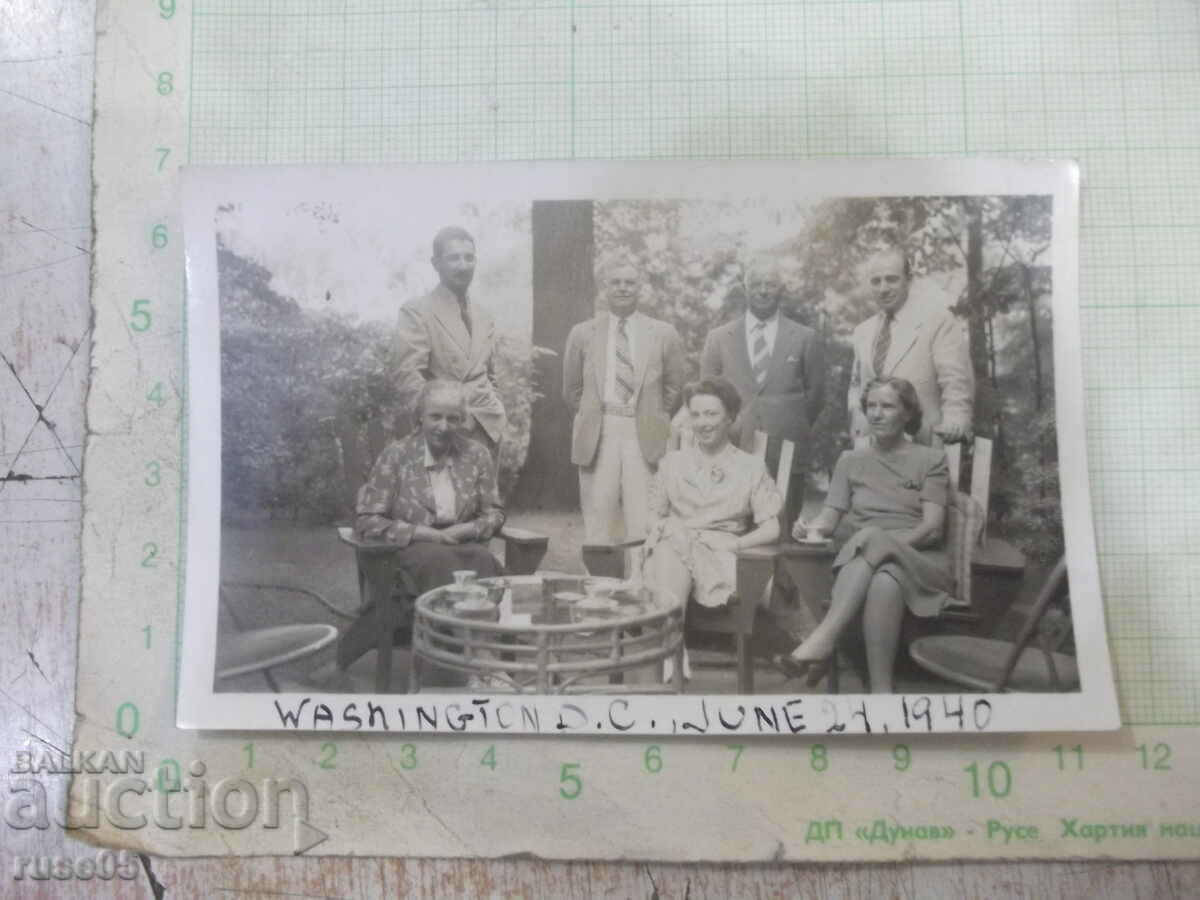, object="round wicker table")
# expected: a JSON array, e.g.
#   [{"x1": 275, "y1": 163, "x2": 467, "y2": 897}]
[{"x1": 410, "y1": 574, "x2": 685, "y2": 694}]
